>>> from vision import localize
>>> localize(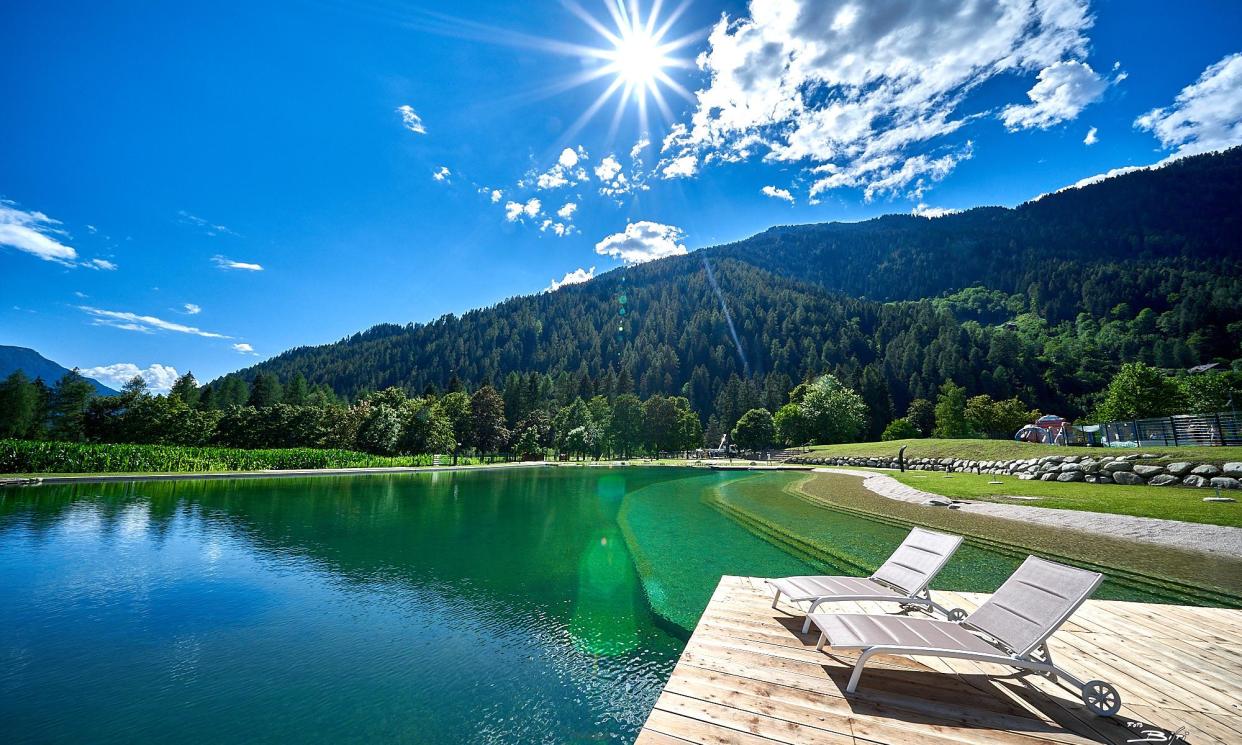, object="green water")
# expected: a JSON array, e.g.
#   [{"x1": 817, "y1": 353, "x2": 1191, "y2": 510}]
[{"x1": 0, "y1": 467, "x2": 1228, "y2": 743}]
